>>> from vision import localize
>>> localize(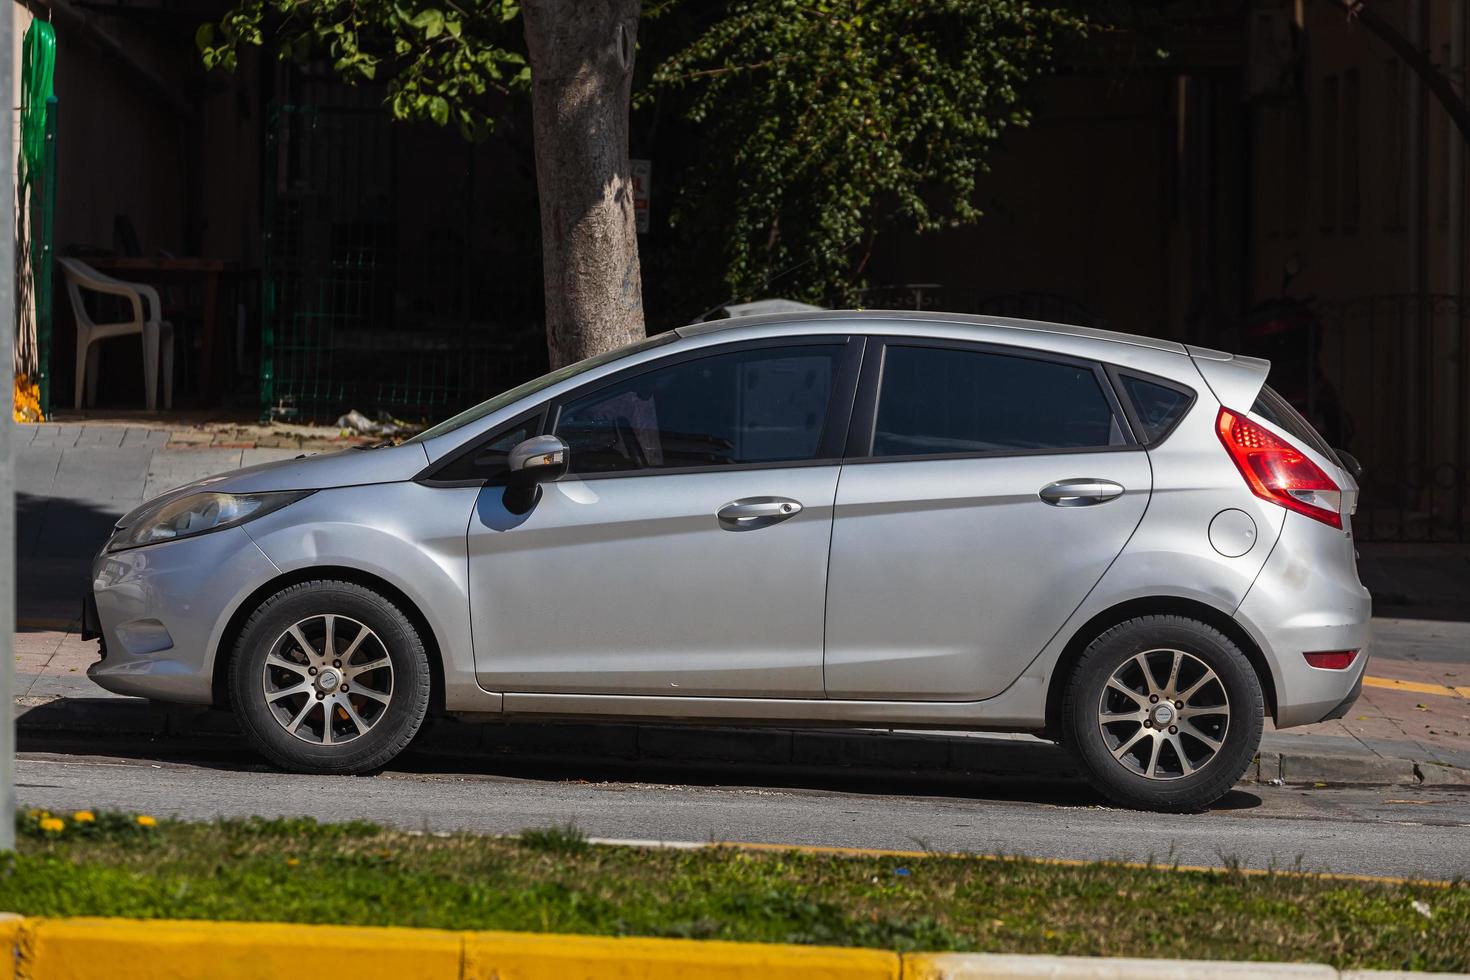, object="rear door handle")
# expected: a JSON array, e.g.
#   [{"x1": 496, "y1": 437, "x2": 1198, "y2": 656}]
[
  {"x1": 1038, "y1": 479, "x2": 1125, "y2": 507},
  {"x1": 717, "y1": 496, "x2": 803, "y2": 531}
]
